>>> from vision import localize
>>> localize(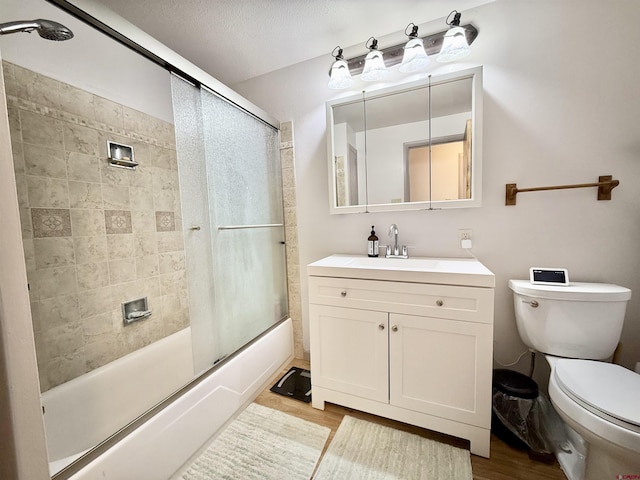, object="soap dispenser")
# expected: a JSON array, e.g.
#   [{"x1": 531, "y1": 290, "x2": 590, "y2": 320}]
[{"x1": 367, "y1": 226, "x2": 379, "y2": 257}]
